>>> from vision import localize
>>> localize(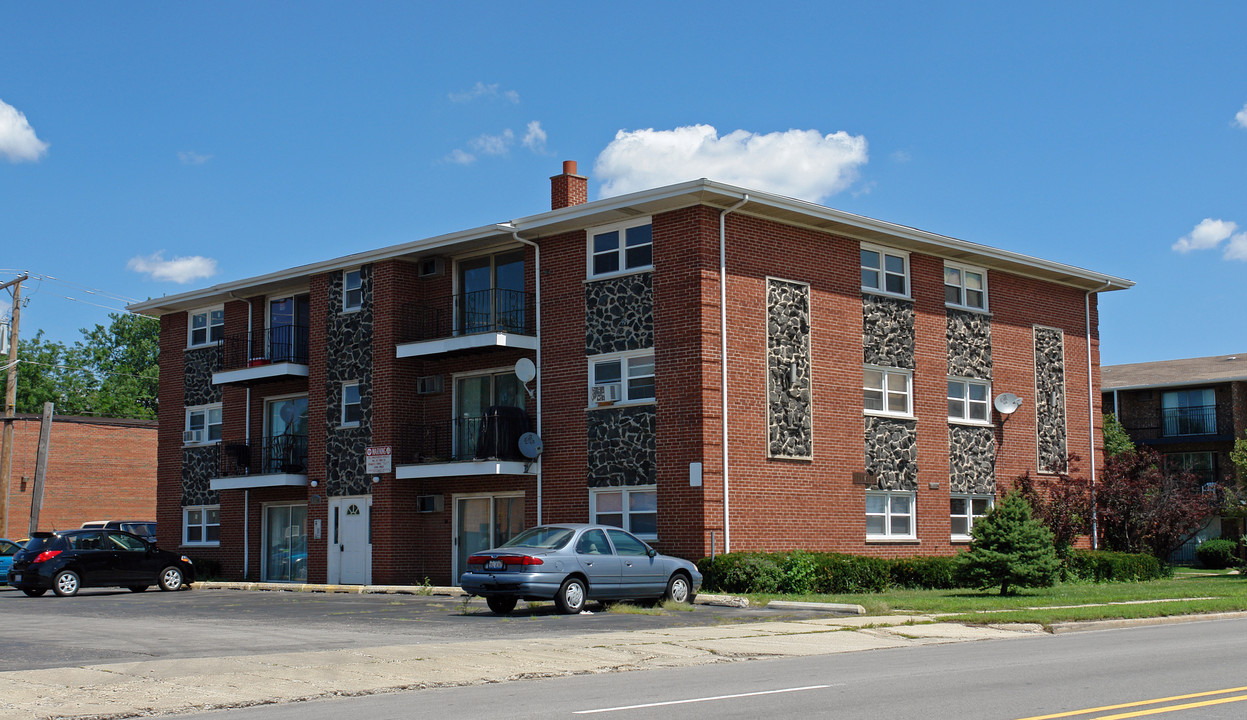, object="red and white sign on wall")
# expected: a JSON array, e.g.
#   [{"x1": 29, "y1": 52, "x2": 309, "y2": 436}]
[{"x1": 365, "y1": 446, "x2": 392, "y2": 474}]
